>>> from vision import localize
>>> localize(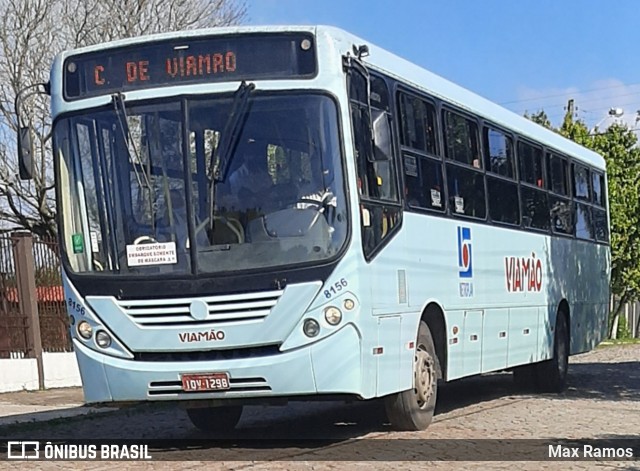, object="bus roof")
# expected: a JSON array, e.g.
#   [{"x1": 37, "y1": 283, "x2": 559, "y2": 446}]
[
  {"x1": 53, "y1": 24, "x2": 604, "y2": 169},
  {"x1": 315, "y1": 26, "x2": 605, "y2": 170}
]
